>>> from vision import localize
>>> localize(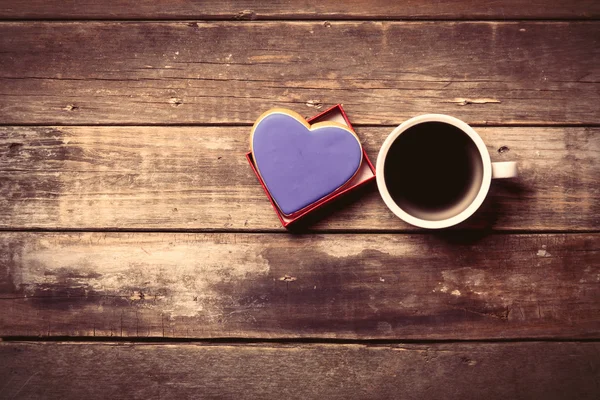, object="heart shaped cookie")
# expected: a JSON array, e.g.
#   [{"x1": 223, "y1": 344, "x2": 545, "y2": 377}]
[{"x1": 251, "y1": 108, "x2": 363, "y2": 216}]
